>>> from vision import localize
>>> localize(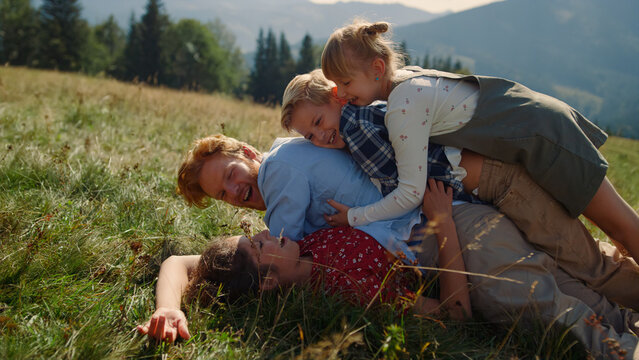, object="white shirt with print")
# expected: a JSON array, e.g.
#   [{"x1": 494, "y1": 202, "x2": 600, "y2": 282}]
[{"x1": 348, "y1": 72, "x2": 480, "y2": 226}]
